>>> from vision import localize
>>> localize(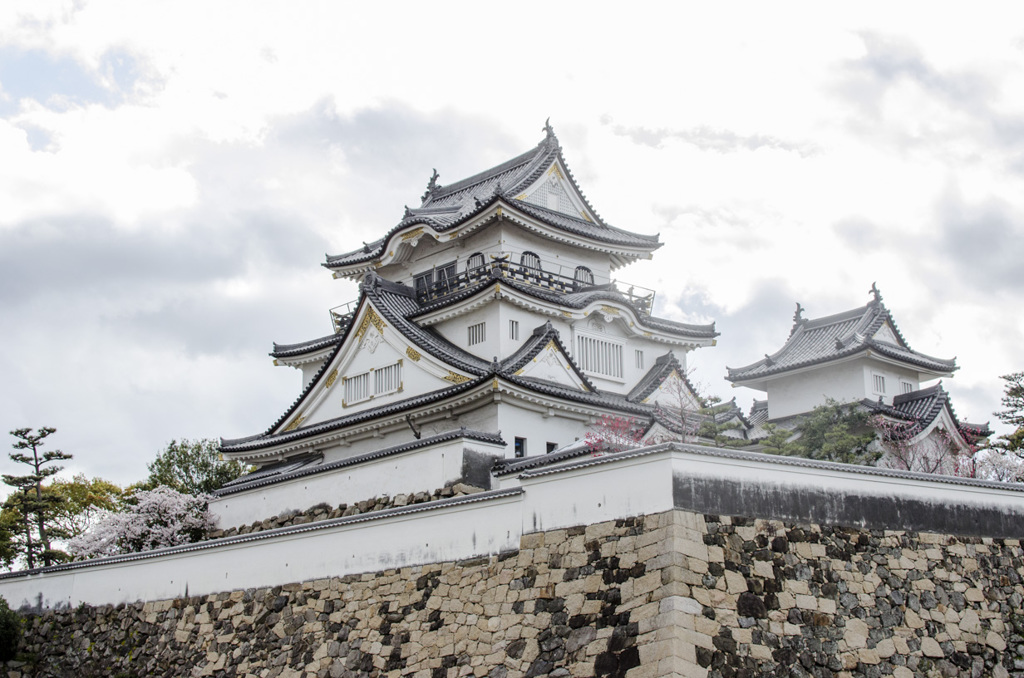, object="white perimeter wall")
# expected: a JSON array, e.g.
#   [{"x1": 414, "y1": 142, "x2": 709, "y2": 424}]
[
  {"x1": 210, "y1": 438, "x2": 506, "y2": 529},
  {"x1": 4, "y1": 444, "x2": 1022, "y2": 611}
]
